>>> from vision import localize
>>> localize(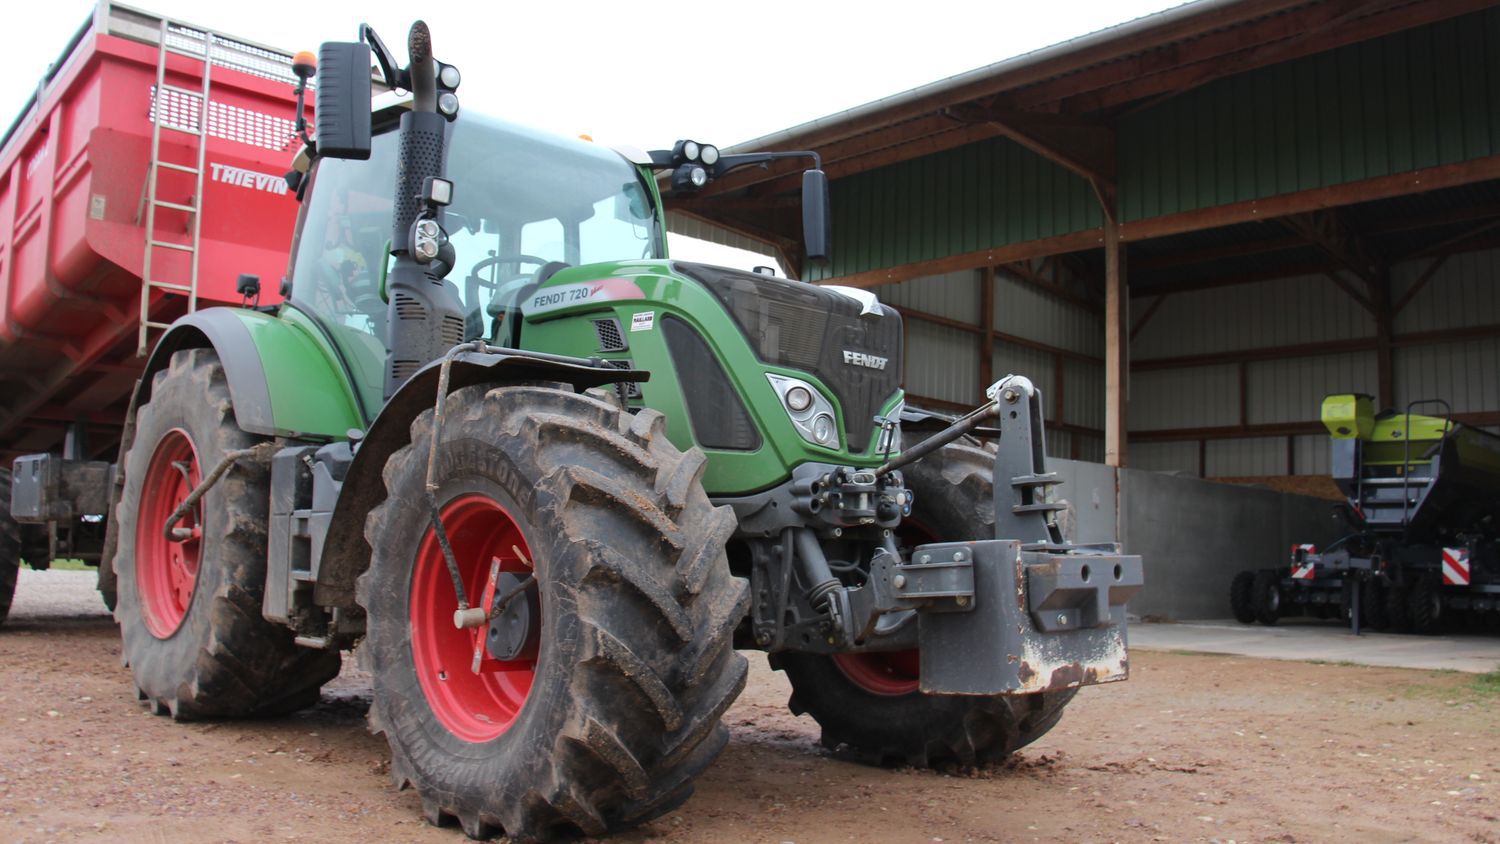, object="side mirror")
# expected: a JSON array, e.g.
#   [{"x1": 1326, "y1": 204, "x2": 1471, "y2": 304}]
[
  {"x1": 802, "y1": 169, "x2": 832, "y2": 264},
  {"x1": 315, "y1": 42, "x2": 373, "y2": 160}
]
